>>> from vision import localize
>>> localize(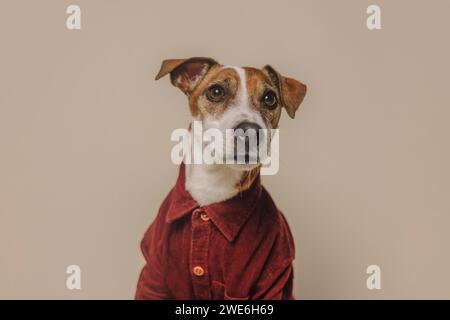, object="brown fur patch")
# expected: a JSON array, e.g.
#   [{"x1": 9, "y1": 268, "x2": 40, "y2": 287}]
[
  {"x1": 262, "y1": 65, "x2": 307, "y2": 119},
  {"x1": 188, "y1": 66, "x2": 241, "y2": 119},
  {"x1": 238, "y1": 167, "x2": 261, "y2": 192},
  {"x1": 244, "y1": 67, "x2": 282, "y2": 129}
]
